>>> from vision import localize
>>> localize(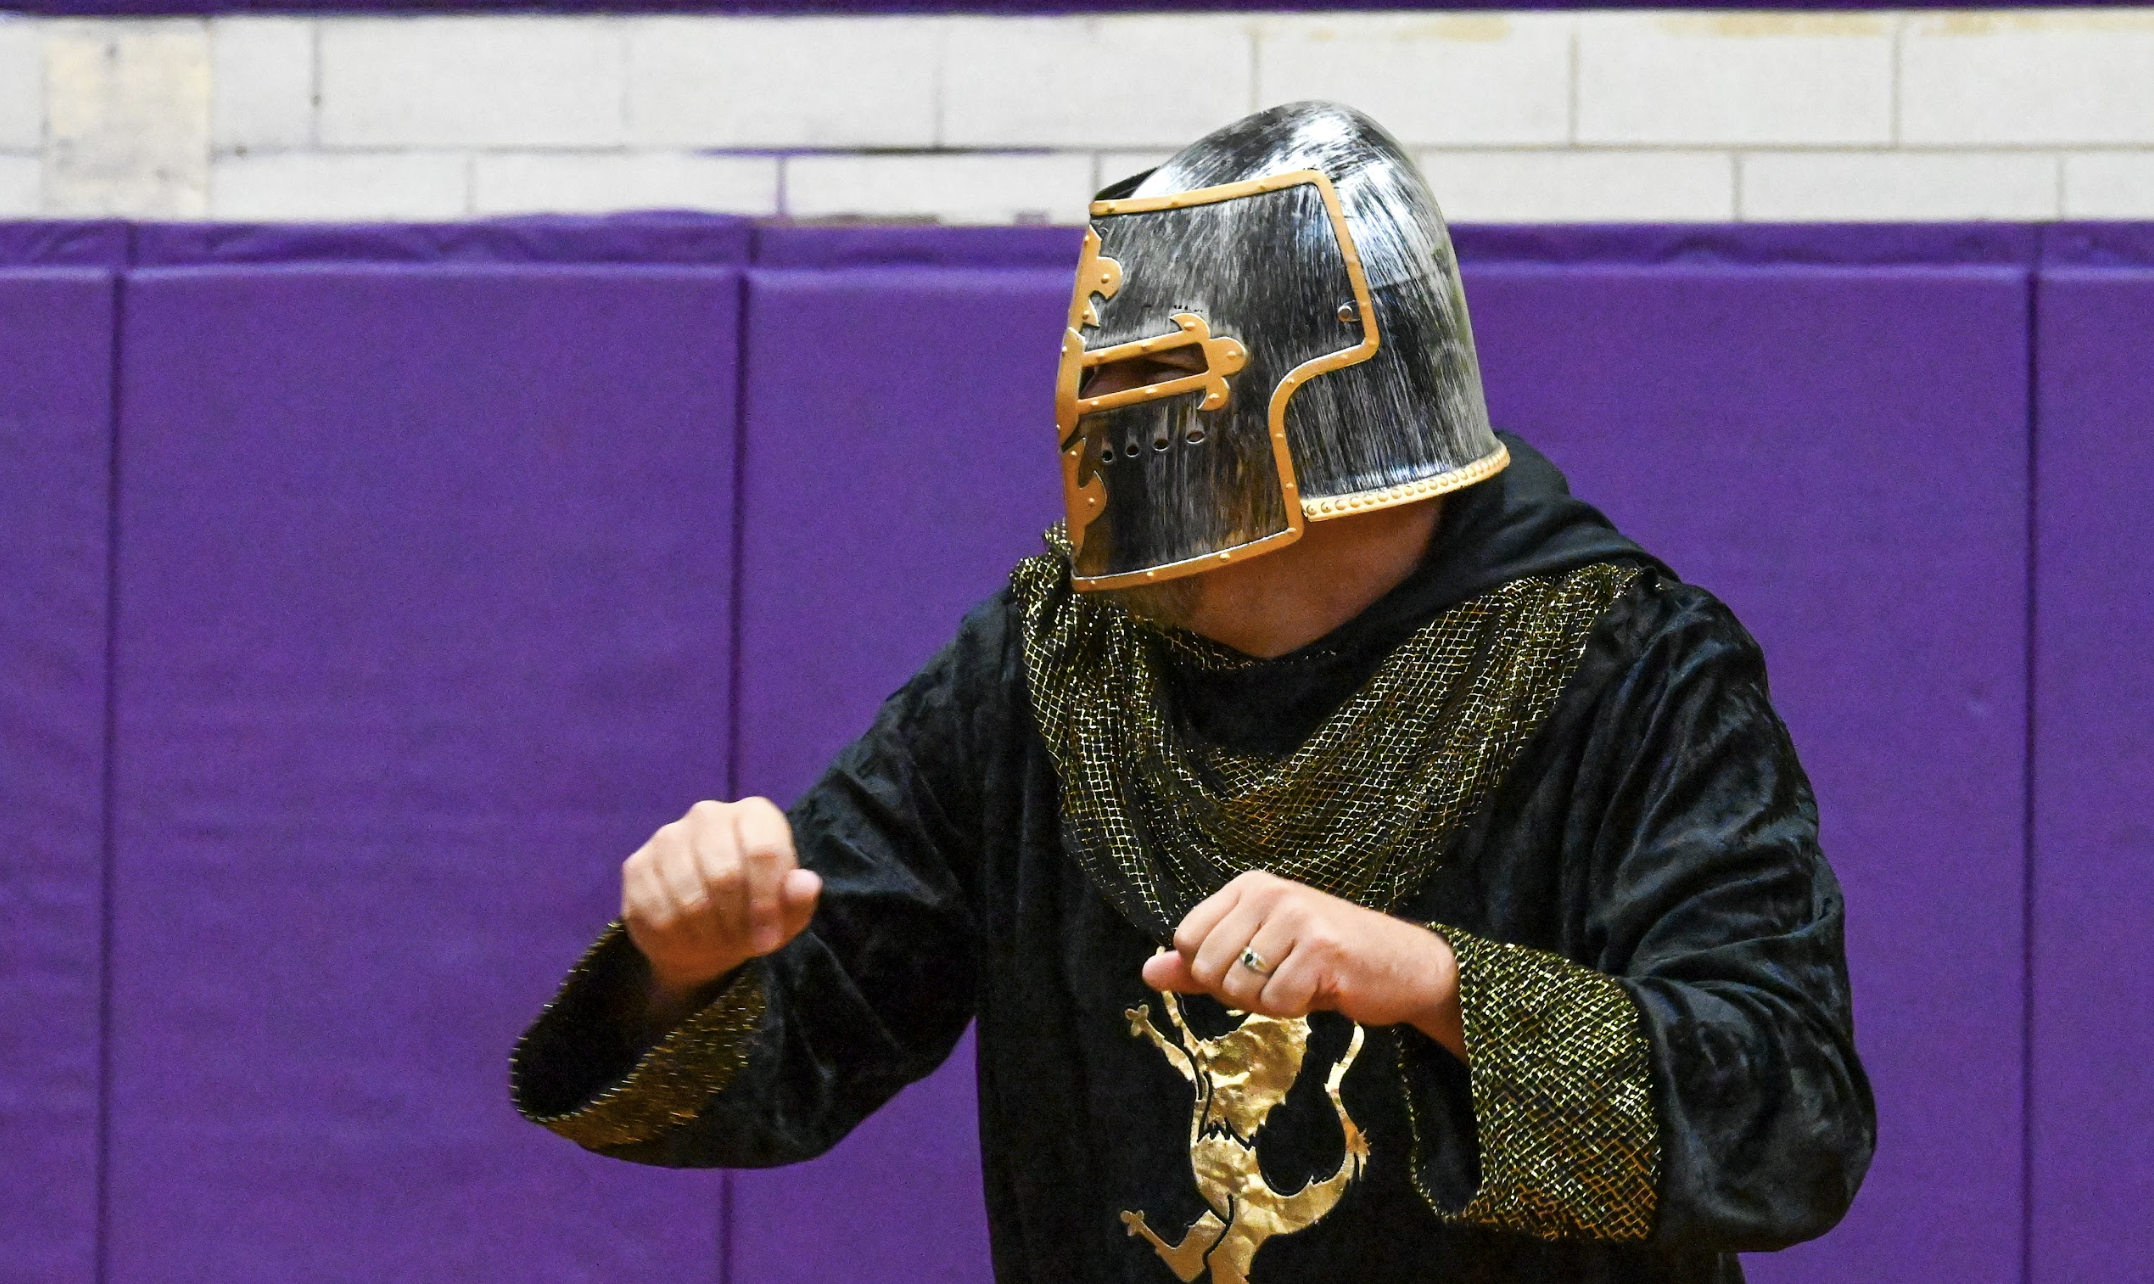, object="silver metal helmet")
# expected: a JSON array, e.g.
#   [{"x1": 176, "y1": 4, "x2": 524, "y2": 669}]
[{"x1": 1055, "y1": 101, "x2": 1507, "y2": 591}]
